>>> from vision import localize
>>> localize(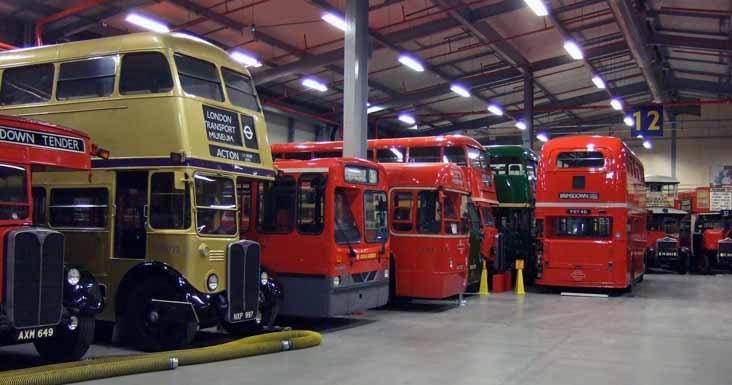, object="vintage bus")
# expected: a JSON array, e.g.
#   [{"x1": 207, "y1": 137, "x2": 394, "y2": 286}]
[
  {"x1": 271, "y1": 136, "x2": 498, "y2": 291},
  {"x1": 0, "y1": 32, "x2": 277, "y2": 351},
  {"x1": 0, "y1": 115, "x2": 103, "y2": 362},
  {"x1": 242, "y1": 158, "x2": 390, "y2": 317},
  {"x1": 383, "y1": 162, "x2": 471, "y2": 300},
  {"x1": 485, "y1": 145, "x2": 538, "y2": 280},
  {"x1": 644, "y1": 176, "x2": 690, "y2": 273},
  {"x1": 535, "y1": 136, "x2": 647, "y2": 290},
  {"x1": 692, "y1": 209, "x2": 732, "y2": 274}
]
